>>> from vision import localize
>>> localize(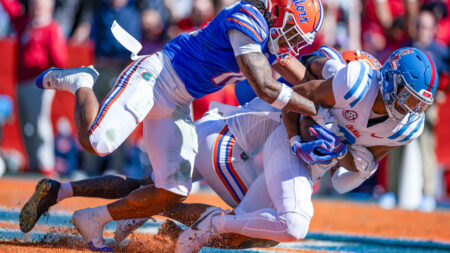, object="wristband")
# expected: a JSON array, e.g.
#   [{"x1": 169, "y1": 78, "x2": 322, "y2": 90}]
[
  {"x1": 271, "y1": 83, "x2": 293, "y2": 109},
  {"x1": 289, "y1": 135, "x2": 301, "y2": 148},
  {"x1": 276, "y1": 56, "x2": 291, "y2": 66}
]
